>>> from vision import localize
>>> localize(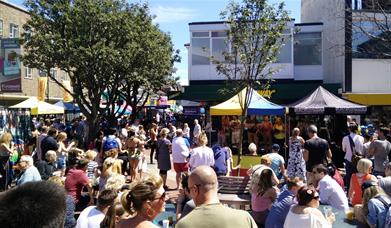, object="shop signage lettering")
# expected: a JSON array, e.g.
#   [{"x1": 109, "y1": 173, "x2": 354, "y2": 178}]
[{"x1": 258, "y1": 89, "x2": 276, "y2": 98}]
